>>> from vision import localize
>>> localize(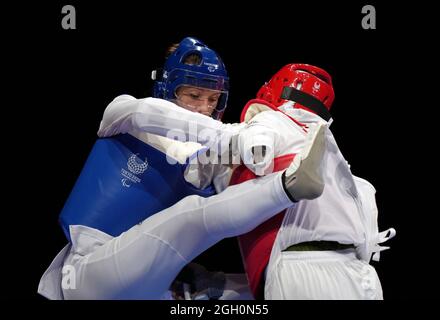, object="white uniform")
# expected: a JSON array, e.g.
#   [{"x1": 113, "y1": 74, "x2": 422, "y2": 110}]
[
  {"x1": 38, "y1": 95, "x2": 296, "y2": 300},
  {"x1": 238, "y1": 104, "x2": 395, "y2": 300}
]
